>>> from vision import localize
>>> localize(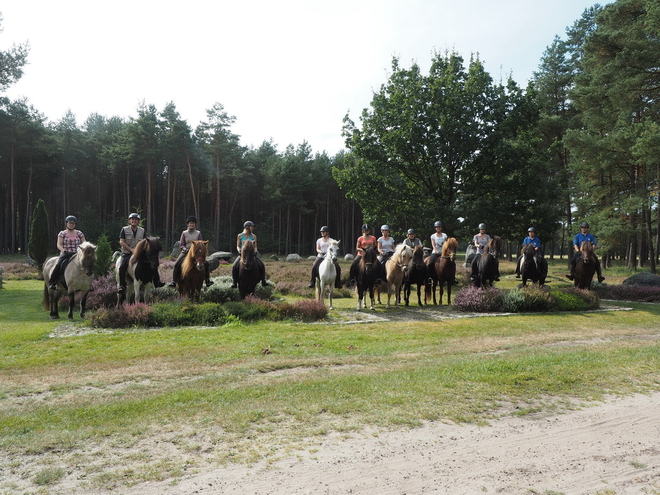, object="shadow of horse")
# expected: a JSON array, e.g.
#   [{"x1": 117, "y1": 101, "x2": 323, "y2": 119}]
[
  {"x1": 356, "y1": 245, "x2": 379, "y2": 311},
  {"x1": 426, "y1": 237, "x2": 458, "y2": 305},
  {"x1": 115, "y1": 237, "x2": 162, "y2": 306},
  {"x1": 404, "y1": 245, "x2": 426, "y2": 307},
  {"x1": 43, "y1": 241, "x2": 97, "y2": 319},
  {"x1": 178, "y1": 240, "x2": 209, "y2": 300},
  {"x1": 238, "y1": 240, "x2": 265, "y2": 299},
  {"x1": 574, "y1": 241, "x2": 596, "y2": 289},
  {"x1": 473, "y1": 236, "x2": 502, "y2": 288},
  {"x1": 518, "y1": 243, "x2": 548, "y2": 288}
]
